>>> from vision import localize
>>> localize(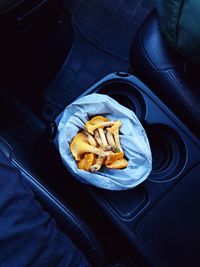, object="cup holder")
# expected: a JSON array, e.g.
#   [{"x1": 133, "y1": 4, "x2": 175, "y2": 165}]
[
  {"x1": 97, "y1": 82, "x2": 186, "y2": 181},
  {"x1": 98, "y1": 82, "x2": 146, "y2": 121},
  {"x1": 145, "y1": 124, "x2": 187, "y2": 181}
]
